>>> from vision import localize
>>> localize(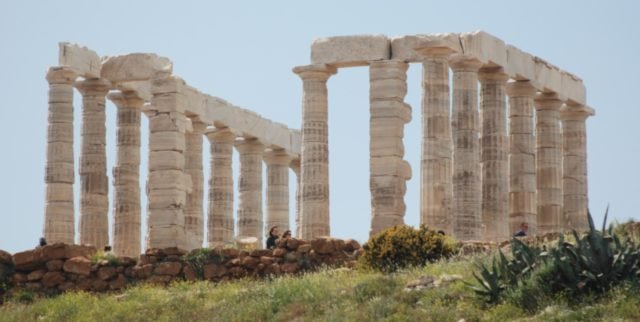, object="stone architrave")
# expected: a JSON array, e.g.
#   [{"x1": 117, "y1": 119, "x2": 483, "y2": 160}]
[
  {"x1": 535, "y1": 93, "x2": 564, "y2": 234},
  {"x1": 264, "y1": 148, "x2": 292, "y2": 235},
  {"x1": 369, "y1": 60, "x2": 412, "y2": 236},
  {"x1": 561, "y1": 104, "x2": 593, "y2": 232},
  {"x1": 184, "y1": 120, "x2": 207, "y2": 250},
  {"x1": 44, "y1": 67, "x2": 77, "y2": 244},
  {"x1": 415, "y1": 48, "x2": 454, "y2": 235},
  {"x1": 235, "y1": 137, "x2": 265, "y2": 244},
  {"x1": 289, "y1": 158, "x2": 301, "y2": 237},
  {"x1": 479, "y1": 67, "x2": 510, "y2": 242},
  {"x1": 146, "y1": 76, "x2": 189, "y2": 249},
  {"x1": 506, "y1": 80, "x2": 538, "y2": 235},
  {"x1": 205, "y1": 127, "x2": 236, "y2": 247},
  {"x1": 76, "y1": 78, "x2": 111, "y2": 250},
  {"x1": 293, "y1": 64, "x2": 337, "y2": 239},
  {"x1": 108, "y1": 91, "x2": 143, "y2": 257},
  {"x1": 449, "y1": 55, "x2": 483, "y2": 241}
]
